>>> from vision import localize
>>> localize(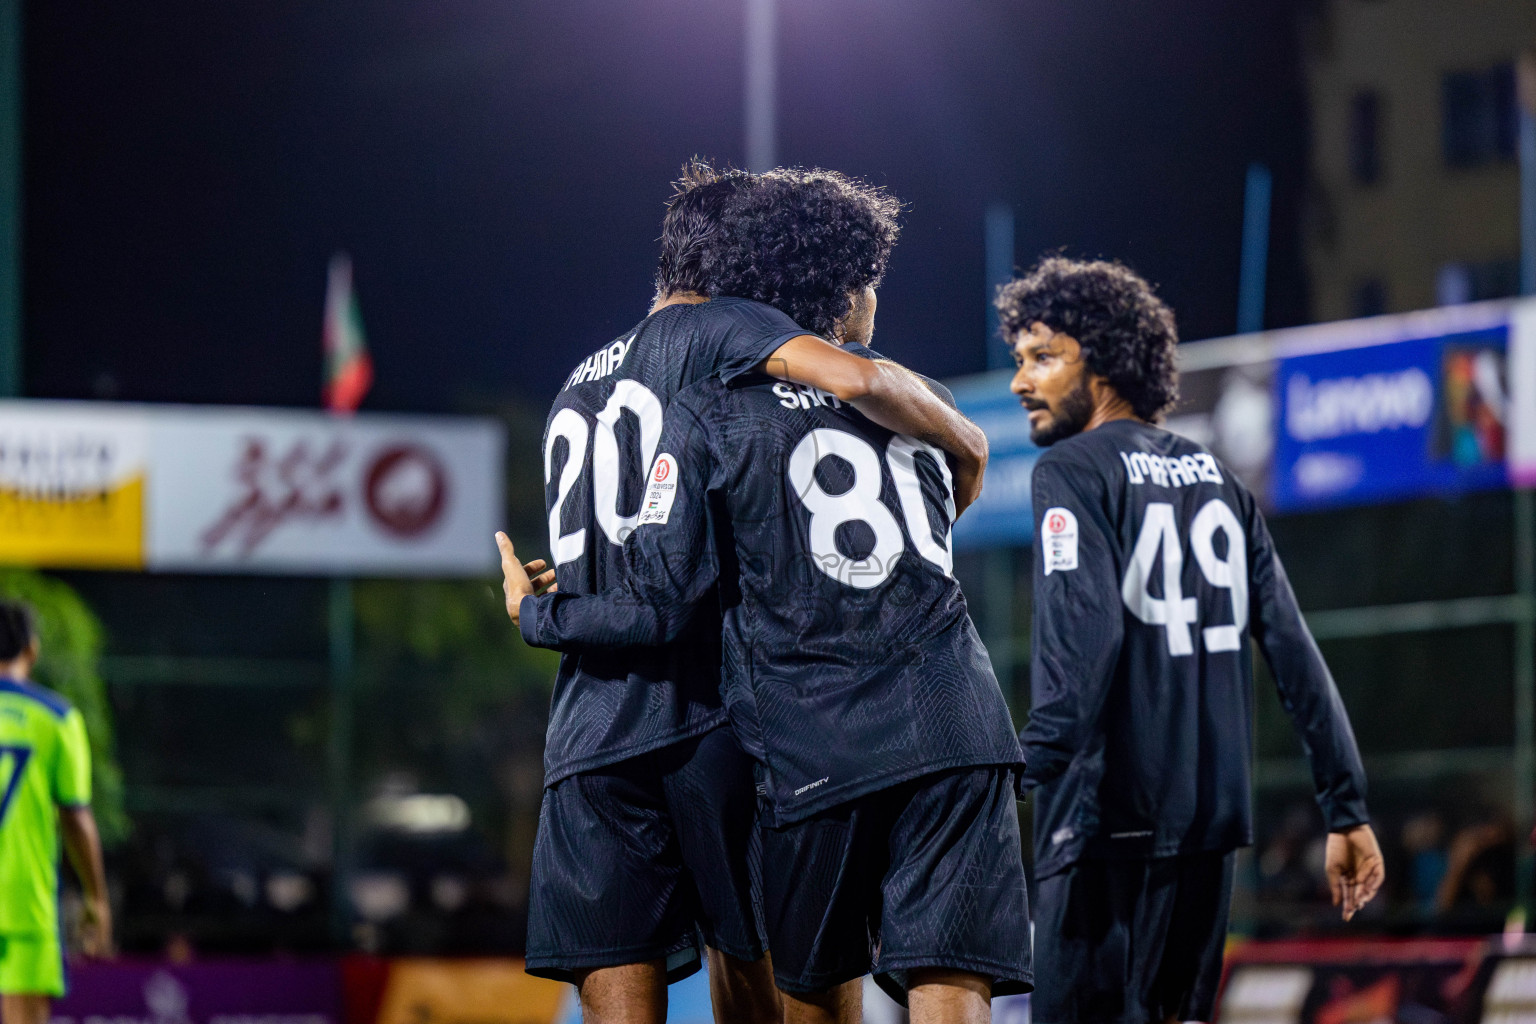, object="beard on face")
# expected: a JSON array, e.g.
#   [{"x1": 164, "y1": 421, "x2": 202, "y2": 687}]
[{"x1": 1027, "y1": 372, "x2": 1095, "y2": 446}]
